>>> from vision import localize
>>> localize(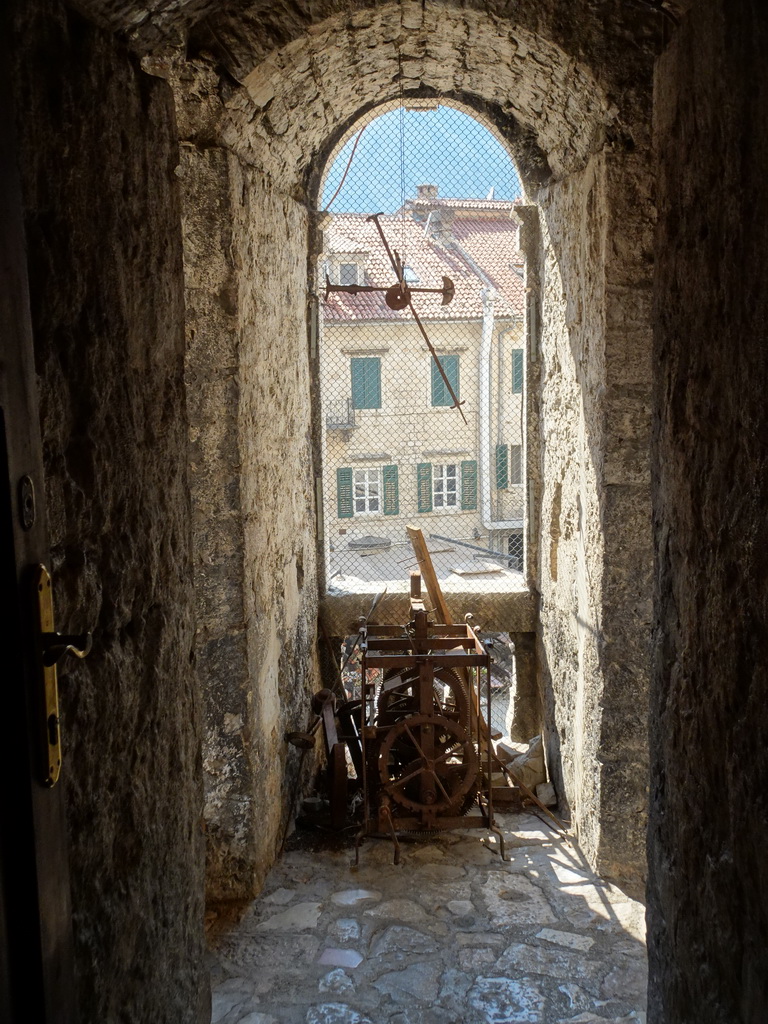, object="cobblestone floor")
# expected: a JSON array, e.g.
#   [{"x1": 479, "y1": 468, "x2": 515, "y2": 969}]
[{"x1": 207, "y1": 813, "x2": 647, "y2": 1024}]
